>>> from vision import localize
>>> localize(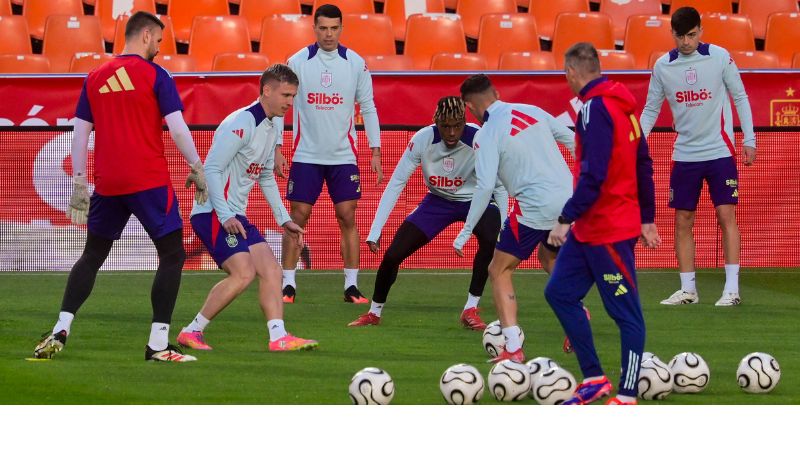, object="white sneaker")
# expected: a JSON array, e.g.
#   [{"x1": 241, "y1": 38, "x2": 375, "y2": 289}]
[
  {"x1": 715, "y1": 292, "x2": 741, "y2": 307},
  {"x1": 660, "y1": 290, "x2": 699, "y2": 305}
]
